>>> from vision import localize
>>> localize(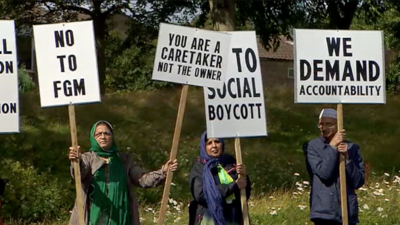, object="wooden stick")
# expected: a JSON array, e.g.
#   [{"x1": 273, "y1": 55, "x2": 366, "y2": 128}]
[
  {"x1": 68, "y1": 105, "x2": 85, "y2": 225},
  {"x1": 234, "y1": 137, "x2": 250, "y2": 225},
  {"x1": 157, "y1": 84, "x2": 189, "y2": 225},
  {"x1": 337, "y1": 103, "x2": 348, "y2": 225}
]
